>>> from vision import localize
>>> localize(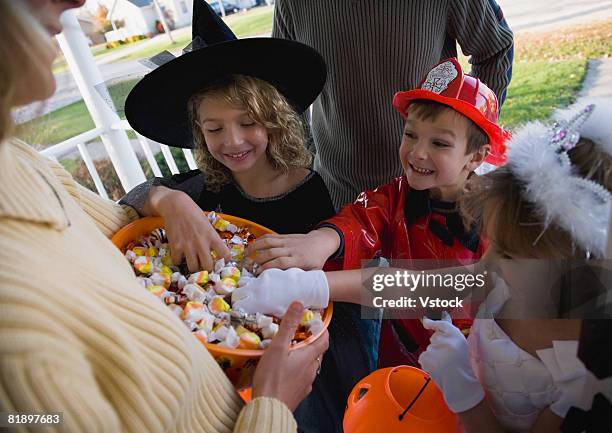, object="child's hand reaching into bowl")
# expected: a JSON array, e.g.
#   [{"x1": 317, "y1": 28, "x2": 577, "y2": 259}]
[
  {"x1": 150, "y1": 186, "x2": 230, "y2": 271},
  {"x1": 232, "y1": 268, "x2": 329, "y2": 316},
  {"x1": 245, "y1": 228, "x2": 341, "y2": 273}
]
